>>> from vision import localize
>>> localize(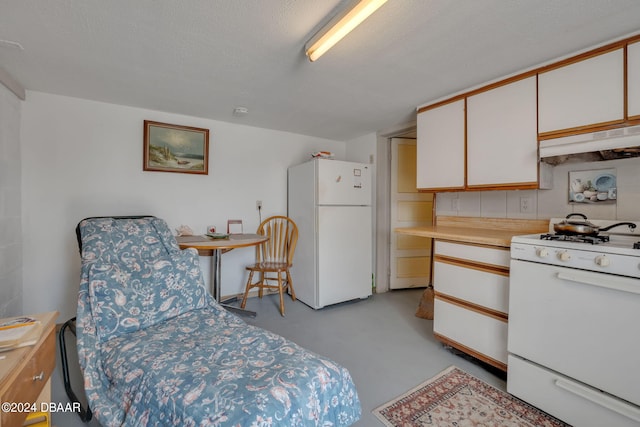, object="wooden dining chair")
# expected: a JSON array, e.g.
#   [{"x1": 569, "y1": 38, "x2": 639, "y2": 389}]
[{"x1": 241, "y1": 216, "x2": 298, "y2": 316}]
